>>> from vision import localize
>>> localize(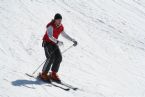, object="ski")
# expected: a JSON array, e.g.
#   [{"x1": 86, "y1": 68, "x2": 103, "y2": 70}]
[
  {"x1": 25, "y1": 73, "x2": 70, "y2": 91},
  {"x1": 50, "y1": 83, "x2": 70, "y2": 91},
  {"x1": 61, "y1": 82, "x2": 78, "y2": 90},
  {"x1": 52, "y1": 81, "x2": 78, "y2": 90}
]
